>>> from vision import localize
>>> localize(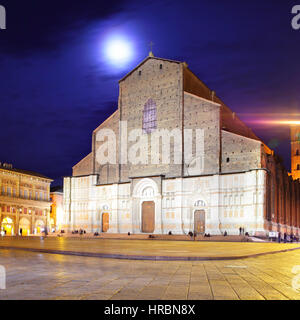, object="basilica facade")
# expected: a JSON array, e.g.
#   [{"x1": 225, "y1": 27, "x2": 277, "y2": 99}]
[{"x1": 63, "y1": 54, "x2": 300, "y2": 237}]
